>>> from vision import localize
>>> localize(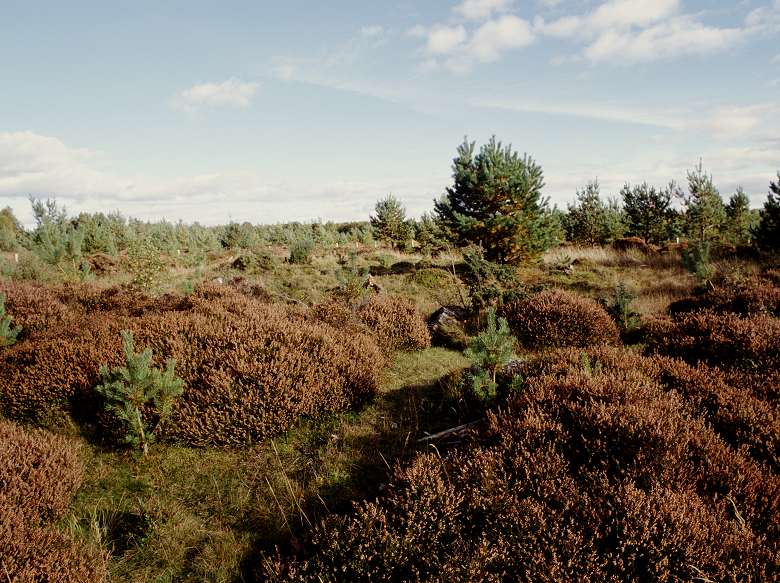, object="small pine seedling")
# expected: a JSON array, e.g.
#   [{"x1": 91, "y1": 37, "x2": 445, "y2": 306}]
[
  {"x1": 95, "y1": 330, "x2": 184, "y2": 457},
  {"x1": 464, "y1": 307, "x2": 516, "y2": 384},
  {"x1": 334, "y1": 250, "x2": 370, "y2": 302},
  {"x1": 0, "y1": 293, "x2": 22, "y2": 348}
]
